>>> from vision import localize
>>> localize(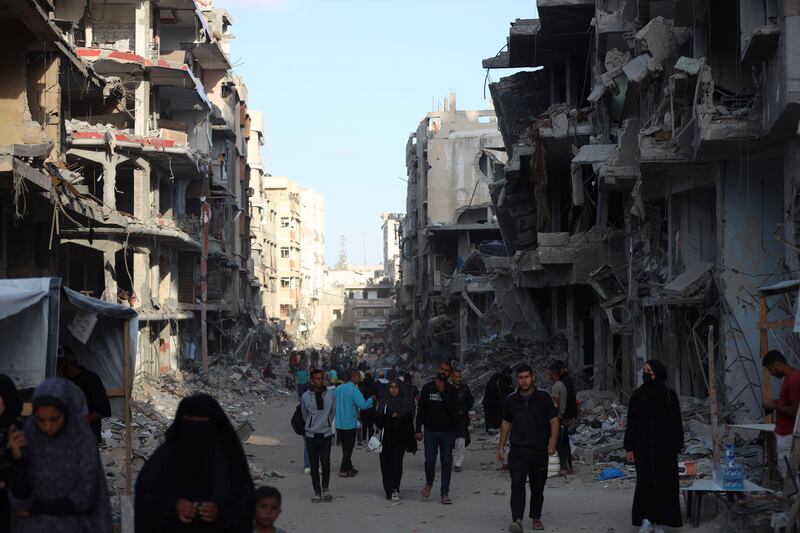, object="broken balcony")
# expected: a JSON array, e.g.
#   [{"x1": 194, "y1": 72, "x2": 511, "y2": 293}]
[{"x1": 514, "y1": 229, "x2": 611, "y2": 288}]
